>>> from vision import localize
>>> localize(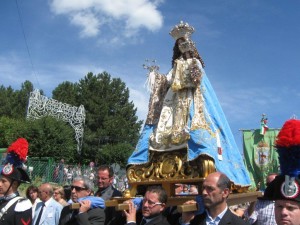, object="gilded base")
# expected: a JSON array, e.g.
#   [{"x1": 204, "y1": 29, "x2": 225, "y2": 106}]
[{"x1": 127, "y1": 150, "x2": 215, "y2": 182}]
